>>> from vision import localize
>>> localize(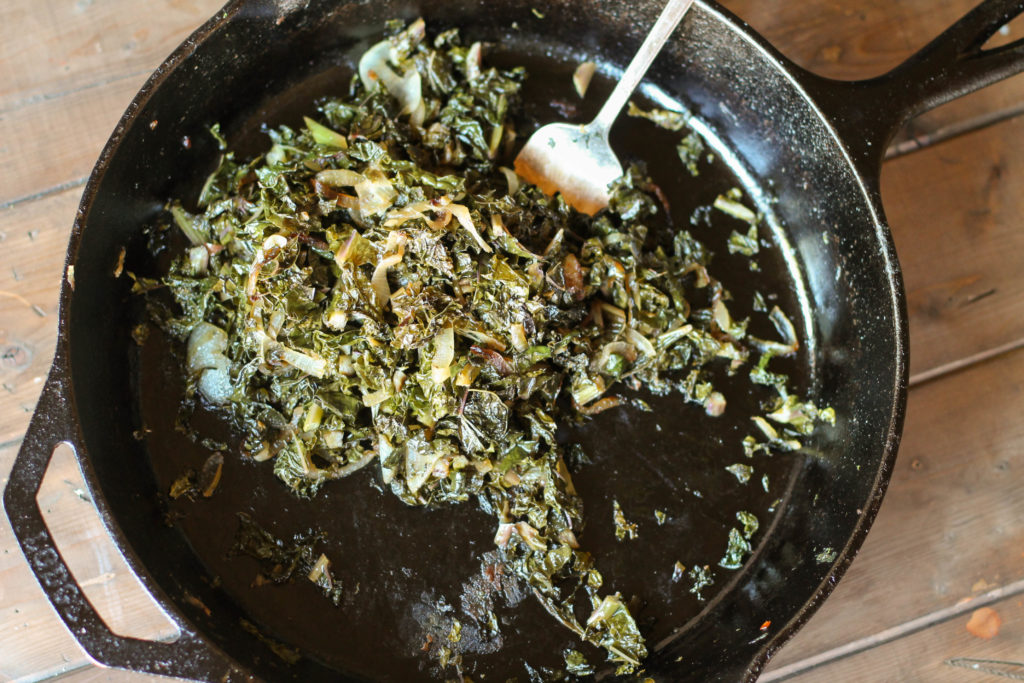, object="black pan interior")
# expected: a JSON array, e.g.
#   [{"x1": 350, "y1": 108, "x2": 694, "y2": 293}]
[{"x1": 66, "y1": 1, "x2": 903, "y2": 680}]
